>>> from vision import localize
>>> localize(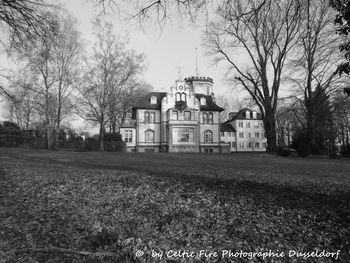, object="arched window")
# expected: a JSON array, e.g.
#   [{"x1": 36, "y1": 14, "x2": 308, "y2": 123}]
[
  {"x1": 145, "y1": 129, "x2": 155, "y2": 143},
  {"x1": 208, "y1": 113, "x2": 213, "y2": 124},
  {"x1": 180, "y1": 92, "x2": 186, "y2": 101},
  {"x1": 204, "y1": 130, "x2": 213, "y2": 144},
  {"x1": 176, "y1": 92, "x2": 186, "y2": 102},
  {"x1": 200, "y1": 97, "x2": 206, "y2": 105},
  {"x1": 150, "y1": 112, "x2": 155, "y2": 123},
  {"x1": 203, "y1": 113, "x2": 208, "y2": 123},
  {"x1": 144, "y1": 111, "x2": 150, "y2": 123}
]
